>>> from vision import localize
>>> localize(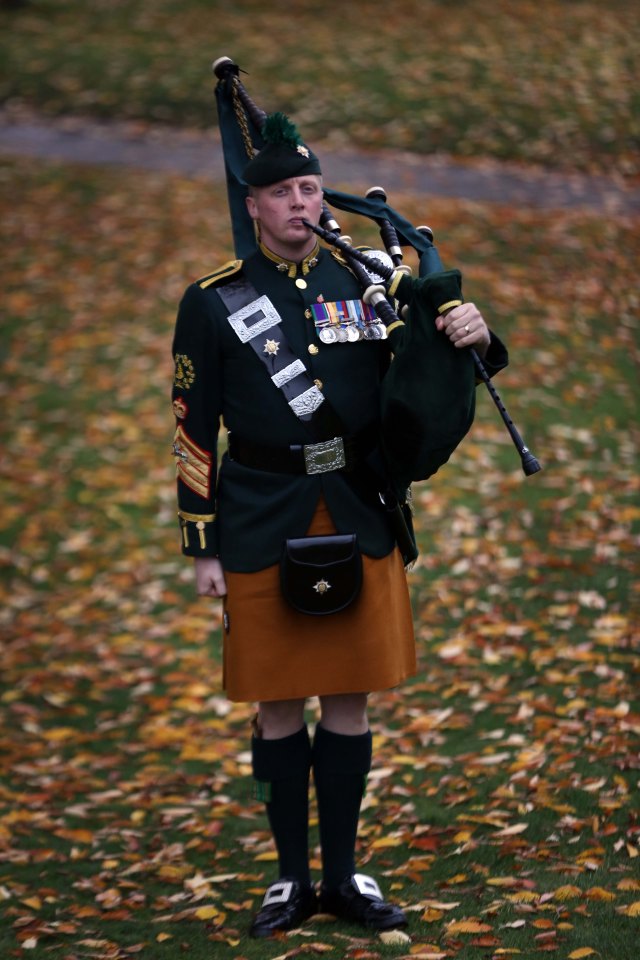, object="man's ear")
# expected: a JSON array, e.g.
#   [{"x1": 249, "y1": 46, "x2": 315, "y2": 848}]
[{"x1": 246, "y1": 195, "x2": 258, "y2": 220}]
